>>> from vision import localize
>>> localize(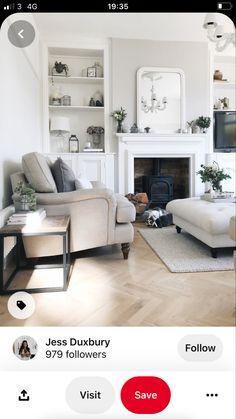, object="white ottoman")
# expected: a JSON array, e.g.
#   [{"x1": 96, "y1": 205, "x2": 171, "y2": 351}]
[
  {"x1": 166, "y1": 198, "x2": 236, "y2": 258},
  {"x1": 229, "y1": 216, "x2": 236, "y2": 269}
]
